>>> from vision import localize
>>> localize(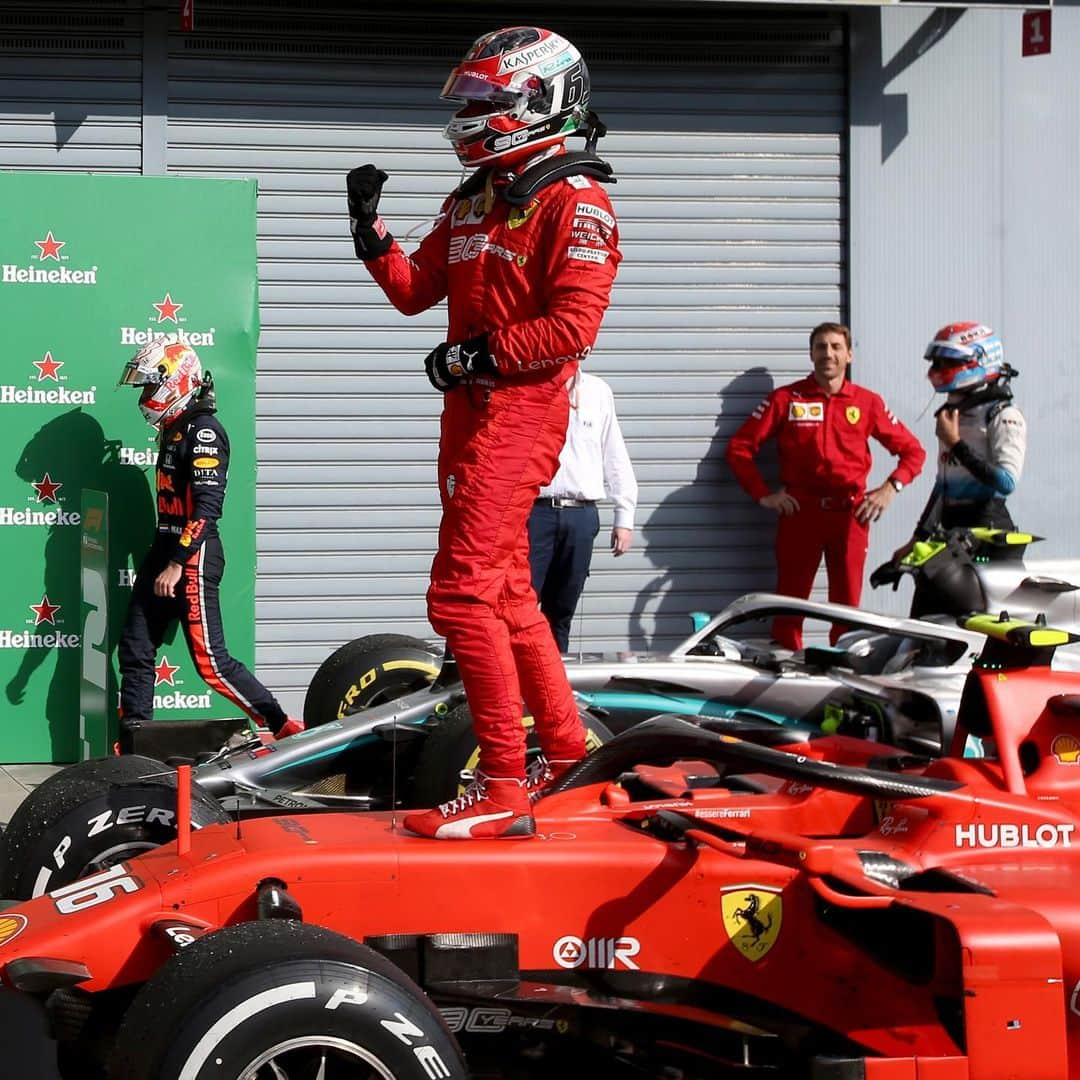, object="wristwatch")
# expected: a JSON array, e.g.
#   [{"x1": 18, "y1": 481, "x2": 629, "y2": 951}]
[{"x1": 889, "y1": 478, "x2": 904, "y2": 493}]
